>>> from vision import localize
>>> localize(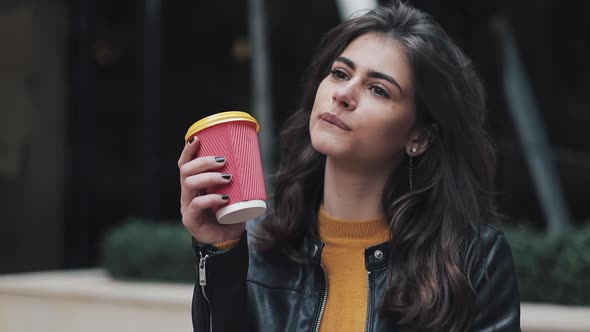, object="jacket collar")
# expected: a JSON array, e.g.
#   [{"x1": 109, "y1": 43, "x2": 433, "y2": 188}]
[{"x1": 303, "y1": 232, "x2": 390, "y2": 270}]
